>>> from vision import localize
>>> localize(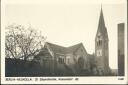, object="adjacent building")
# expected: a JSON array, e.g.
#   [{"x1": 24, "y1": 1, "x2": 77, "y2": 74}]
[{"x1": 118, "y1": 23, "x2": 125, "y2": 76}]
